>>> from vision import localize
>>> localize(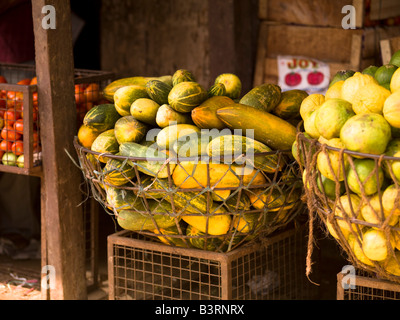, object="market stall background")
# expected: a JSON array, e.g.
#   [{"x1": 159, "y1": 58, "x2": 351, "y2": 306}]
[{"x1": 0, "y1": 0, "x2": 399, "y2": 300}]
